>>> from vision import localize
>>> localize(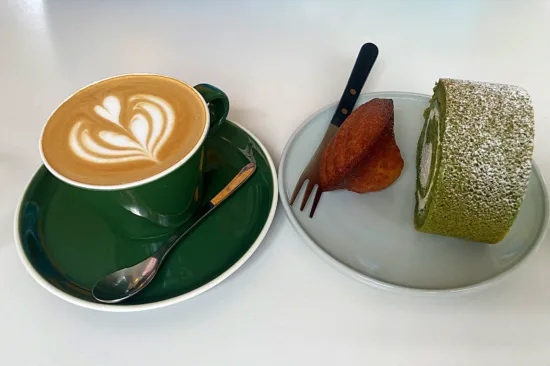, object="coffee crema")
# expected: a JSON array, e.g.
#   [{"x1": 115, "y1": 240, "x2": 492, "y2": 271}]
[{"x1": 41, "y1": 75, "x2": 207, "y2": 186}]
